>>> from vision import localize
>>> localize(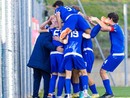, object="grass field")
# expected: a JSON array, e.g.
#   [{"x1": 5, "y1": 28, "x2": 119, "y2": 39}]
[
  {"x1": 92, "y1": 87, "x2": 130, "y2": 97},
  {"x1": 39, "y1": 86, "x2": 130, "y2": 98}
]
